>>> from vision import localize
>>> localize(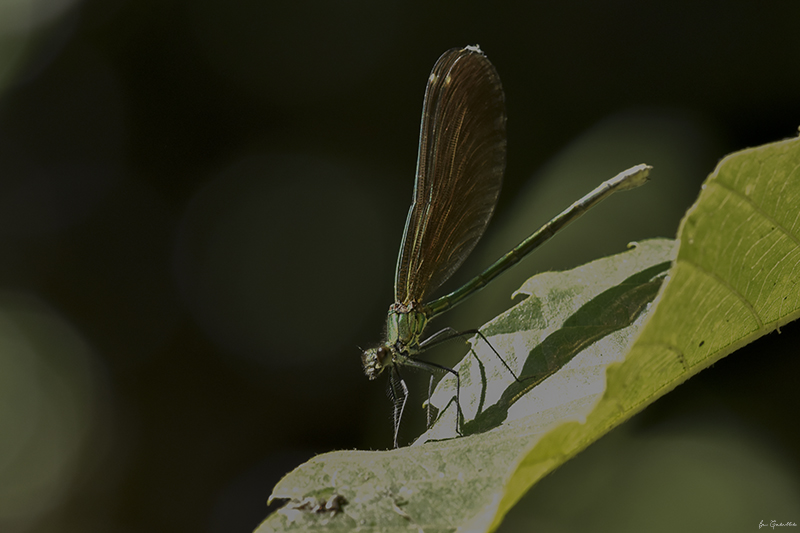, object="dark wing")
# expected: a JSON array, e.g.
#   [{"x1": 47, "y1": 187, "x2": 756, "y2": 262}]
[{"x1": 394, "y1": 46, "x2": 507, "y2": 305}]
